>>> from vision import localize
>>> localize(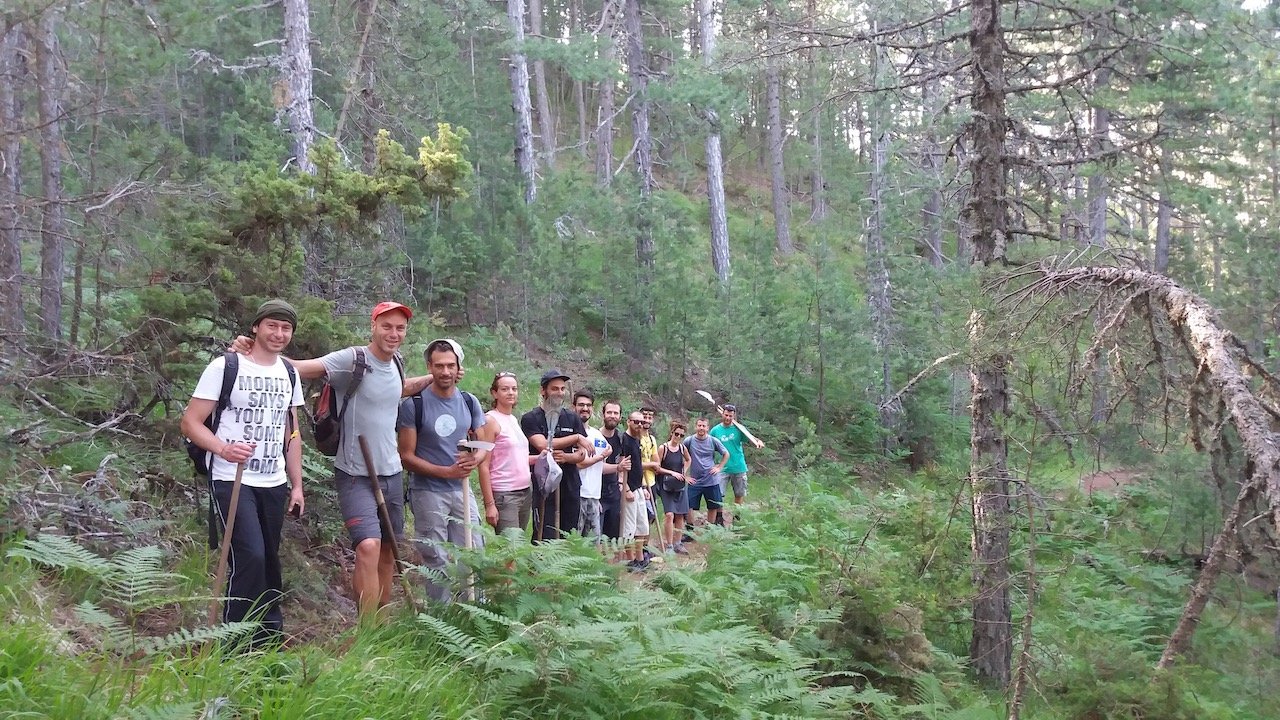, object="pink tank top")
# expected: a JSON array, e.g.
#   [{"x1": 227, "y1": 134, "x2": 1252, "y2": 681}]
[{"x1": 487, "y1": 409, "x2": 531, "y2": 492}]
